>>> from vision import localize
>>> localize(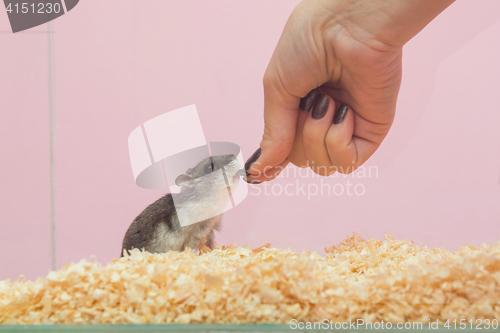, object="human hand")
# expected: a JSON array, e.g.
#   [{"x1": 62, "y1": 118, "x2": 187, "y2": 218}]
[{"x1": 245, "y1": 0, "x2": 454, "y2": 182}]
